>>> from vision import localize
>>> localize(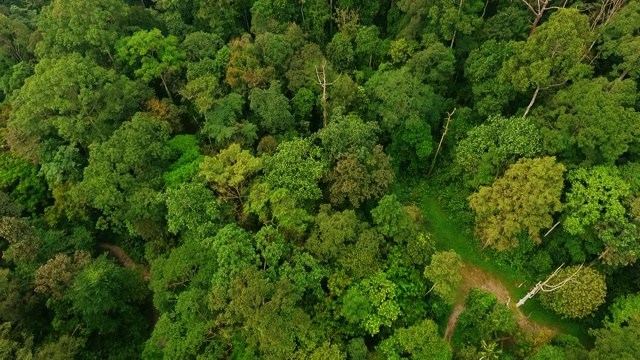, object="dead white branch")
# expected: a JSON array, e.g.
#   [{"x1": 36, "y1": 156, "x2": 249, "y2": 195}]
[
  {"x1": 428, "y1": 108, "x2": 456, "y2": 177},
  {"x1": 544, "y1": 221, "x2": 561, "y2": 237},
  {"x1": 515, "y1": 263, "x2": 583, "y2": 307},
  {"x1": 314, "y1": 59, "x2": 341, "y2": 128}
]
